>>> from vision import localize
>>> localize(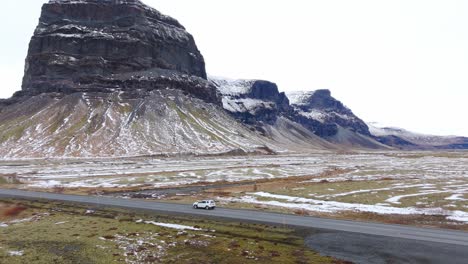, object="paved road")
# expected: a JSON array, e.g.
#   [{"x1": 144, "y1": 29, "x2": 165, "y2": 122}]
[
  {"x1": 1, "y1": 188, "x2": 467, "y2": 247},
  {"x1": 305, "y1": 231, "x2": 468, "y2": 264}
]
